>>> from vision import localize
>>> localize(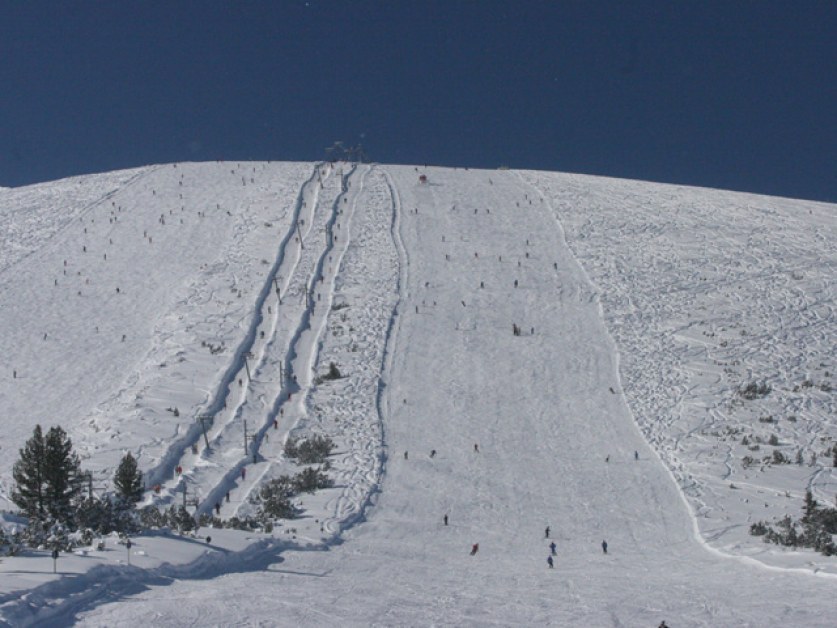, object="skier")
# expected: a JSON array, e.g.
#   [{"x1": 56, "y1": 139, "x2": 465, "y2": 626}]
[
  {"x1": 470, "y1": 543, "x2": 479, "y2": 556},
  {"x1": 602, "y1": 540, "x2": 608, "y2": 554},
  {"x1": 547, "y1": 555, "x2": 554, "y2": 568},
  {"x1": 474, "y1": 443, "x2": 480, "y2": 453},
  {"x1": 549, "y1": 541, "x2": 556, "y2": 555},
  {"x1": 634, "y1": 450, "x2": 639, "y2": 460},
  {"x1": 444, "y1": 514, "x2": 448, "y2": 526},
  {"x1": 404, "y1": 451, "x2": 408, "y2": 460},
  {"x1": 215, "y1": 503, "x2": 221, "y2": 515},
  {"x1": 241, "y1": 467, "x2": 246, "y2": 480},
  {"x1": 225, "y1": 491, "x2": 230, "y2": 503},
  {"x1": 545, "y1": 526, "x2": 550, "y2": 538},
  {"x1": 605, "y1": 455, "x2": 610, "y2": 463},
  {"x1": 430, "y1": 449, "x2": 437, "y2": 458}
]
